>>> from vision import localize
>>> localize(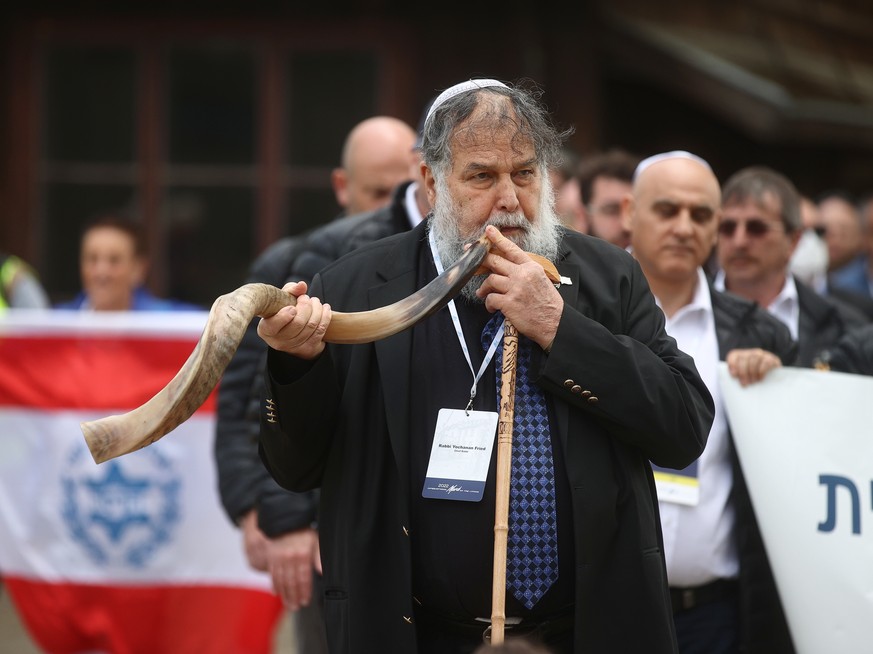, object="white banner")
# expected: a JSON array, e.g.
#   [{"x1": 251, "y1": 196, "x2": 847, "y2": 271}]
[{"x1": 719, "y1": 364, "x2": 873, "y2": 654}]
